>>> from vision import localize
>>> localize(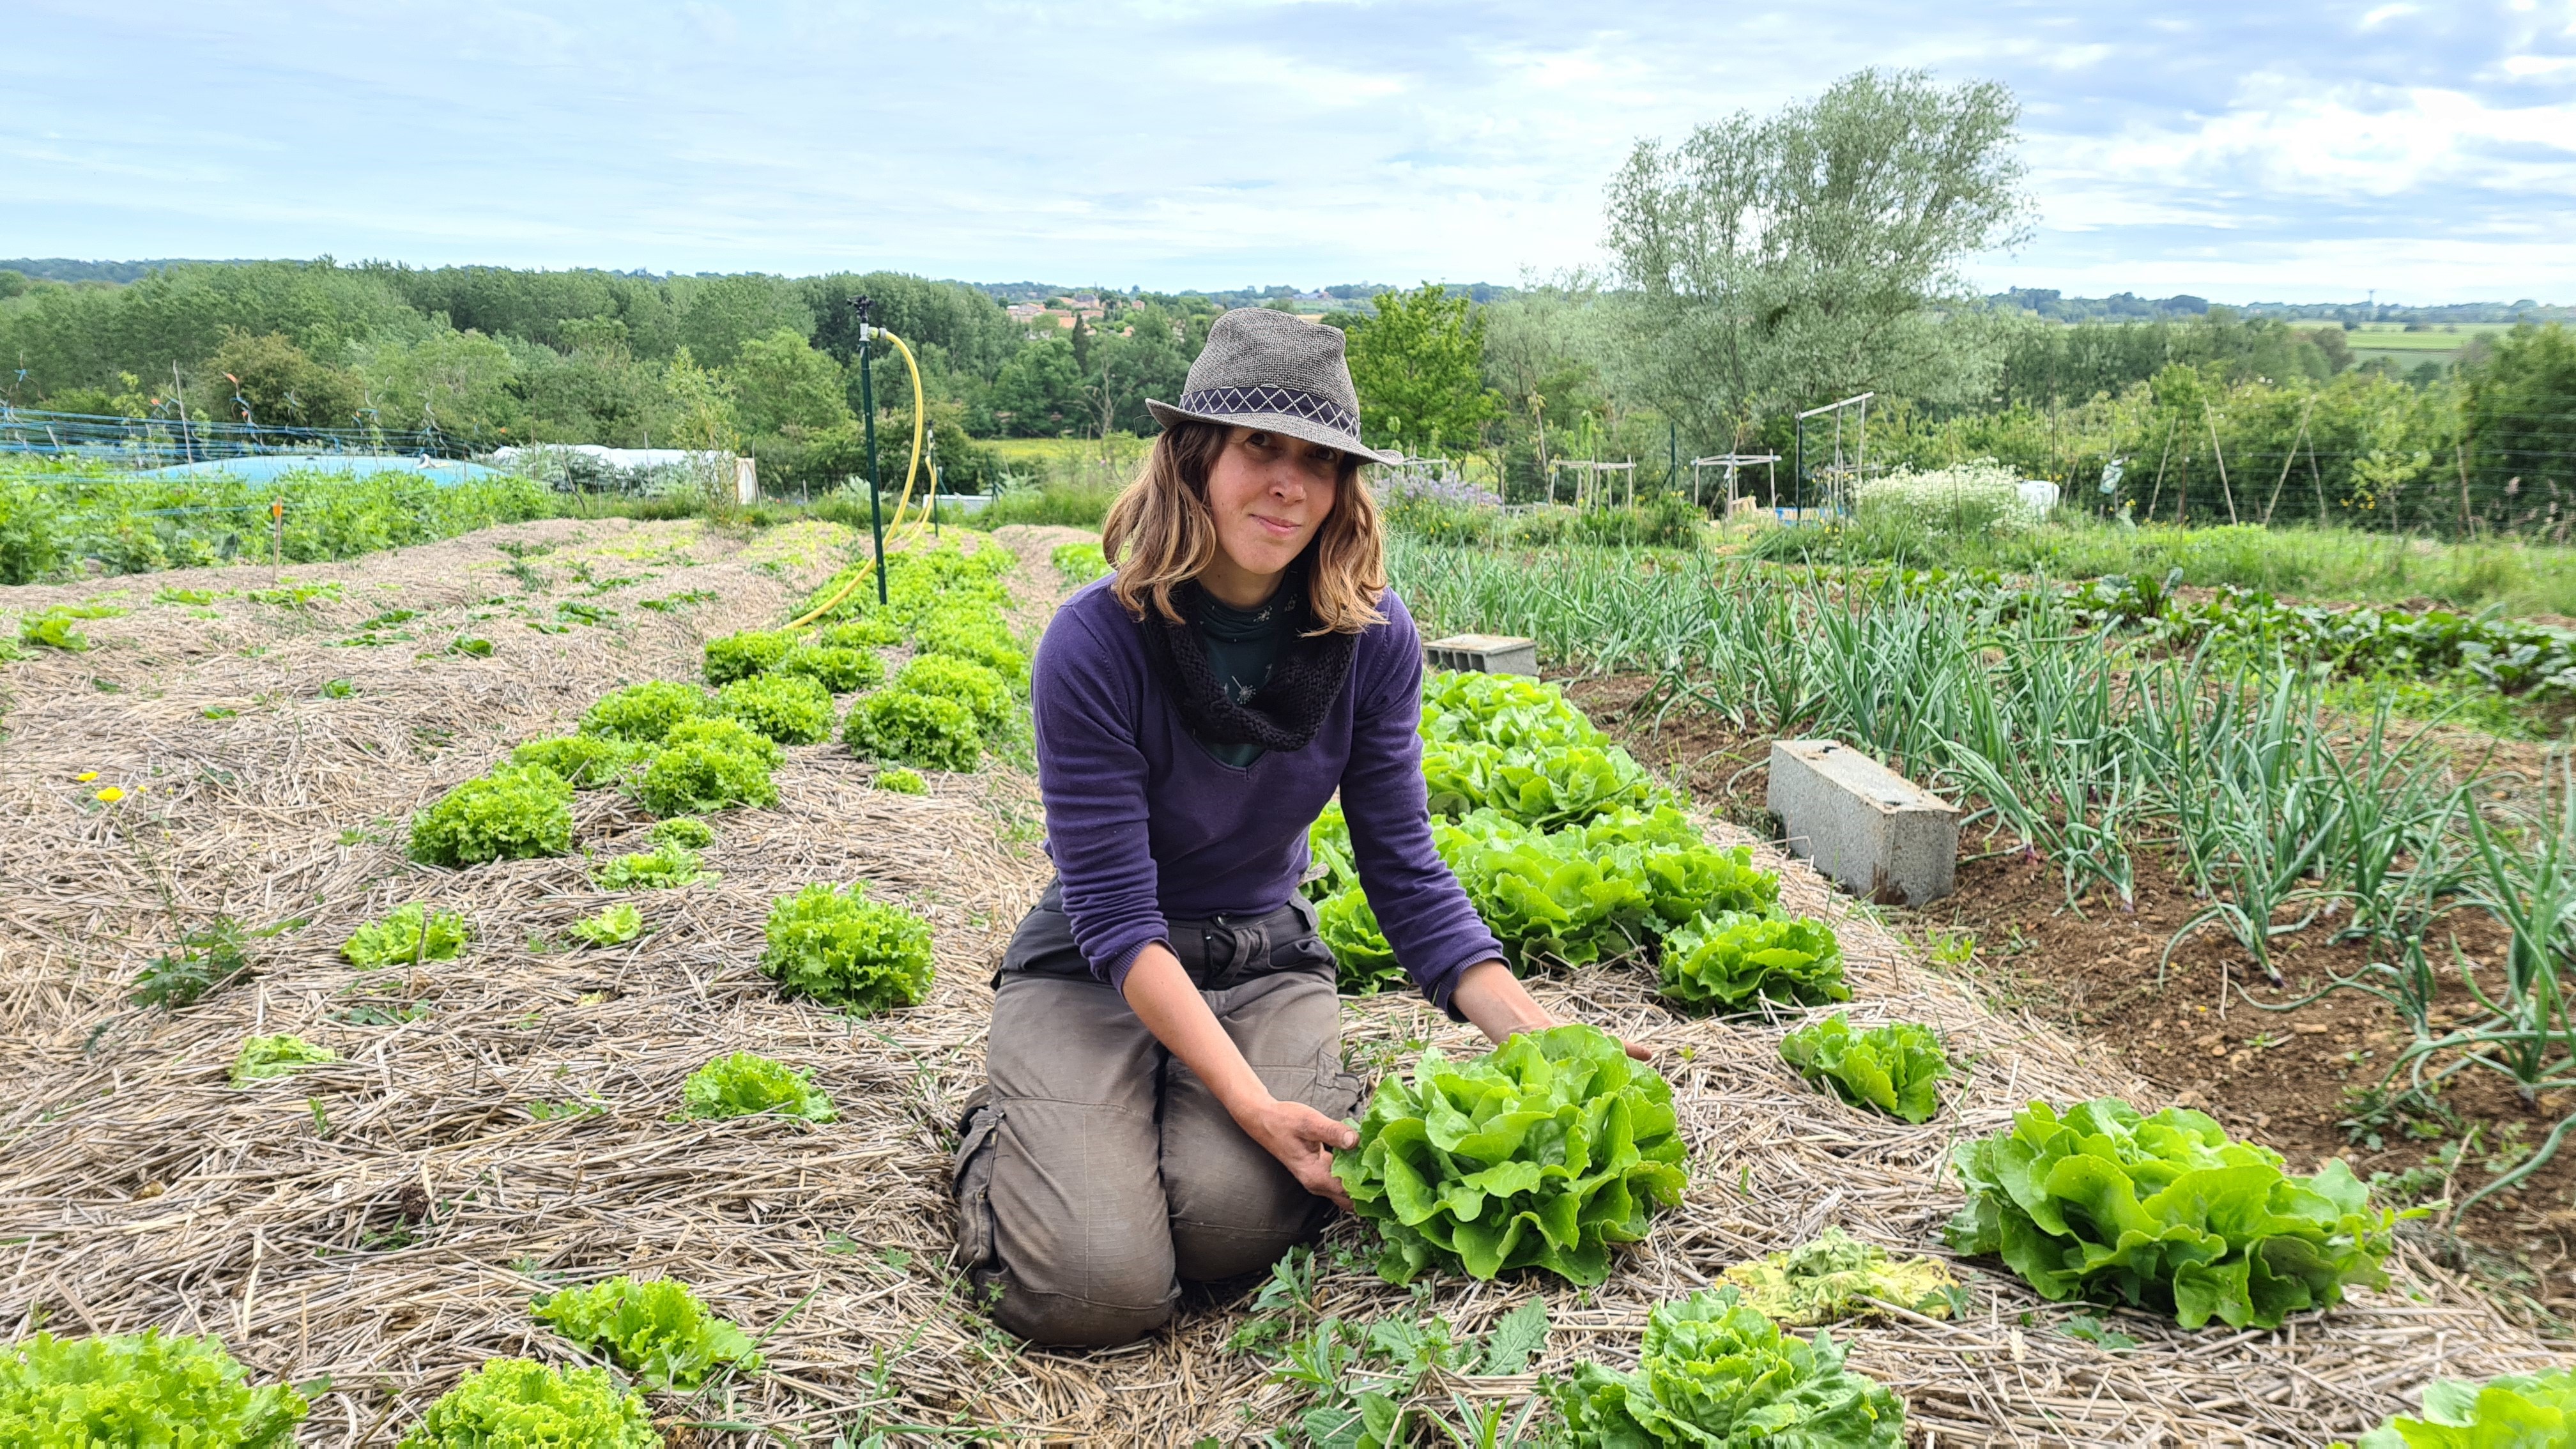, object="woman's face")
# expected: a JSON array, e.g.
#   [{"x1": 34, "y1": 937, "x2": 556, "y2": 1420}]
[{"x1": 1199, "y1": 425, "x2": 1341, "y2": 604}]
